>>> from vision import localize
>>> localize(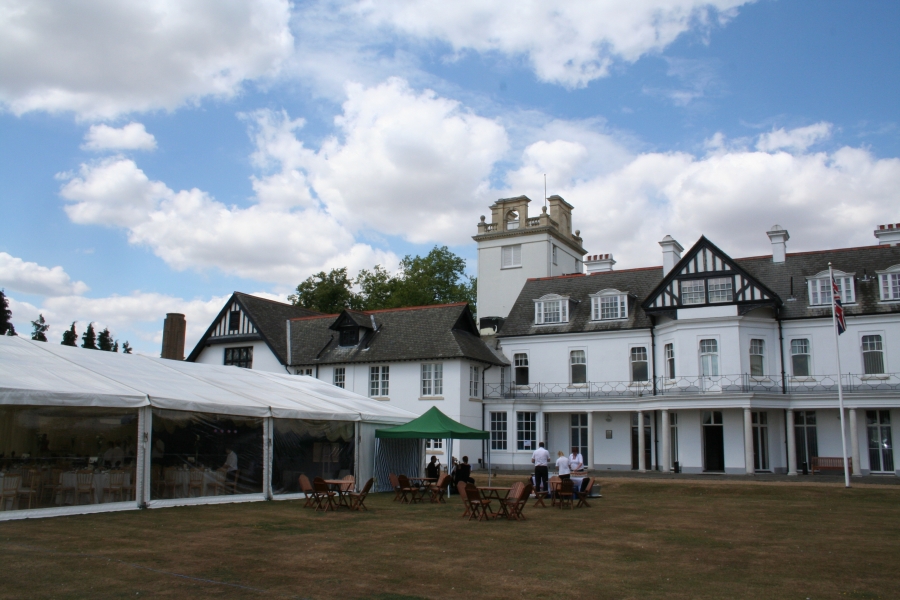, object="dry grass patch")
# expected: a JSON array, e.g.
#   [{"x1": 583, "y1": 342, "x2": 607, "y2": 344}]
[{"x1": 1, "y1": 476, "x2": 898, "y2": 599}]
